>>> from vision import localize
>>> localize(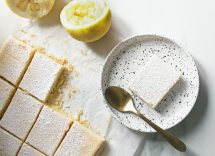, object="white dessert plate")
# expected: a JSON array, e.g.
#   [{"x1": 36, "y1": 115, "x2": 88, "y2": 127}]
[{"x1": 101, "y1": 35, "x2": 199, "y2": 132}]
